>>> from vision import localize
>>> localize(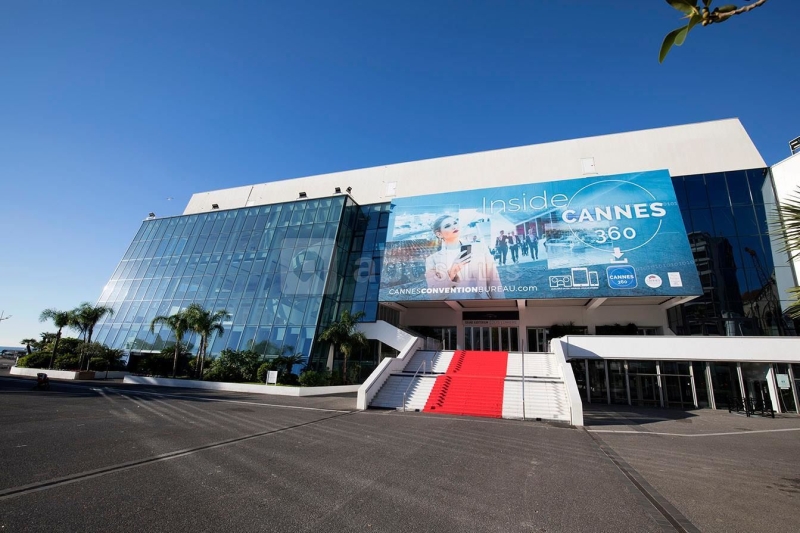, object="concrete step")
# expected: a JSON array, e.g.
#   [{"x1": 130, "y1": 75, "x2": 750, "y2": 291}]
[
  {"x1": 403, "y1": 350, "x2": 455, "y2": 374},
  {"x1": 502, "y1": 380, "x2": 570, "y2": 421},
  {"x1": 370, "y1": 374, "x2": 437, "y2": 409}
]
